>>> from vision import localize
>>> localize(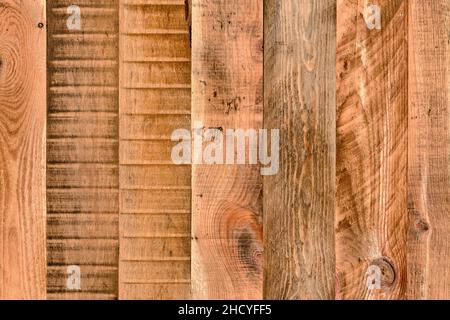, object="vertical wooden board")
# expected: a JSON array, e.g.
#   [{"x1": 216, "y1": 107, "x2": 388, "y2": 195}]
[
  {"x1": 191, "y1": 0, "x2": 263, "y2": 299},
  {"x1": 0, "y1": 0, "x2": 46, "y2": 300},
  {"x1": 47, "y1": 0, "x2": 120, "y2": 299},
  {"x1": 118, "y1": 0, "x2": 192, "y2": 300},
  {"x1": 408, "y1": 0, "x2": 450, "y2": 300},
  {"x1": 263, "y1": 0, "x2": 336, "y2": 300},
  {"x1": 336, "y1": 0, "x2": 408, "y2": 299}
]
